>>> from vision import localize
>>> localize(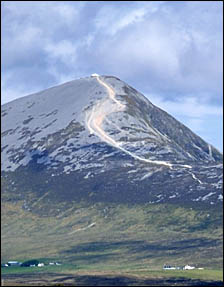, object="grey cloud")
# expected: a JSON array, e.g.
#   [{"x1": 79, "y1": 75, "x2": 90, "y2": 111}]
[
  {"x1": 1, "y1": 1, "x2": 223, "y2": 150},
  {"x1": 2, "y1": 1, "x2": 222, "y2": 104},
  {"x1": 87, "y1": 2, "x2": 222, "y2": 104}
]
